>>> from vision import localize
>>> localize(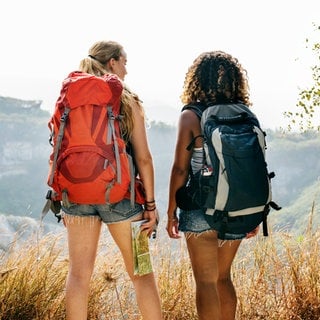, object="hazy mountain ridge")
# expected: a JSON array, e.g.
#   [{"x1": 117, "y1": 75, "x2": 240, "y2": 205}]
[
  {"x1": 0, "y1": 96, "x2": 319, "y2": 241},
  {"x1": 0, "y1": 96, "x2": 43, "y2": 113}
]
